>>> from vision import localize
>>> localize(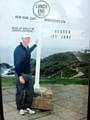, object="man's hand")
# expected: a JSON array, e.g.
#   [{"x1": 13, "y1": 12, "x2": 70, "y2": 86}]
[
  {"x1": 19, "y1": 76, "x2": 25, "y2": 84},
  {"x1": 35, "y1": 40, "x2": 39, "y2": 45}
]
